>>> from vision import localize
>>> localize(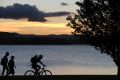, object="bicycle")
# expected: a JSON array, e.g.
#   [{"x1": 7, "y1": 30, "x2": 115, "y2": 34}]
[{"x1": 24, "y1": 66, "x2": 52, "y2": 76}]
